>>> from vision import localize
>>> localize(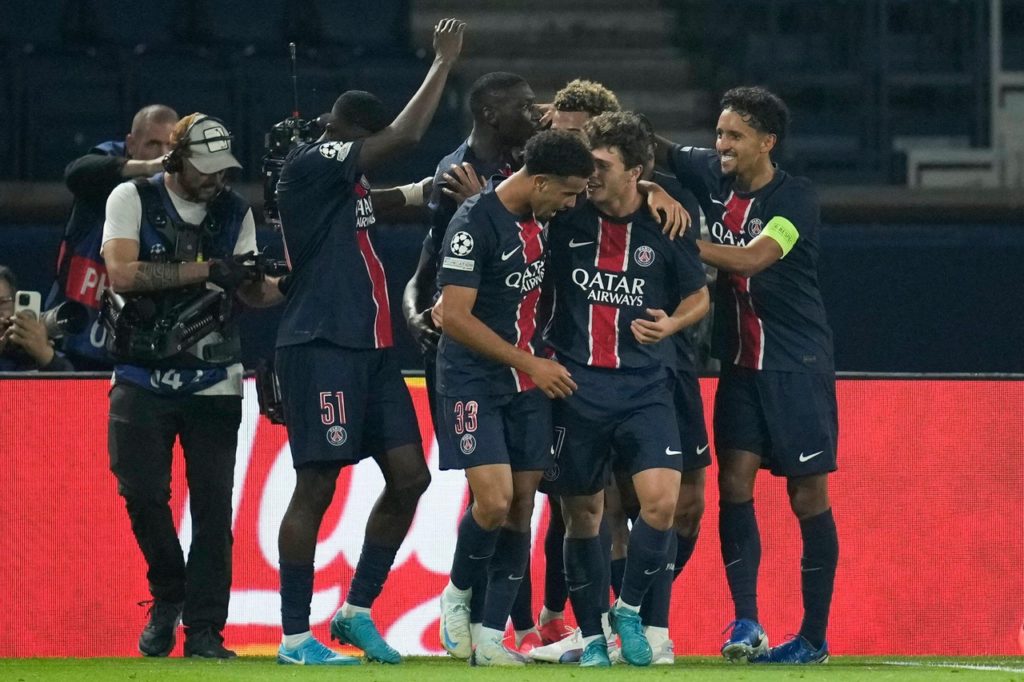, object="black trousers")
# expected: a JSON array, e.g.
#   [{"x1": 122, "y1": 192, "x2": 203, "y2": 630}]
[{"x1": 108, "y1": 383, "x2": 241, "y2": 633}]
